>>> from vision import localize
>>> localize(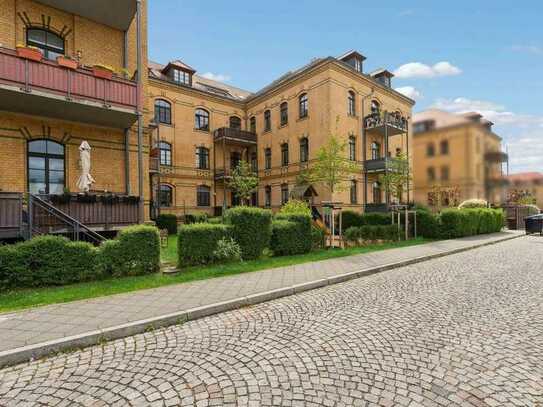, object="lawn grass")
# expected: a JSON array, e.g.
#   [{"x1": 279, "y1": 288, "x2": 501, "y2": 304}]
[{"x1": 0, "y1": 237, "x2": 430, "y2": 314}]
